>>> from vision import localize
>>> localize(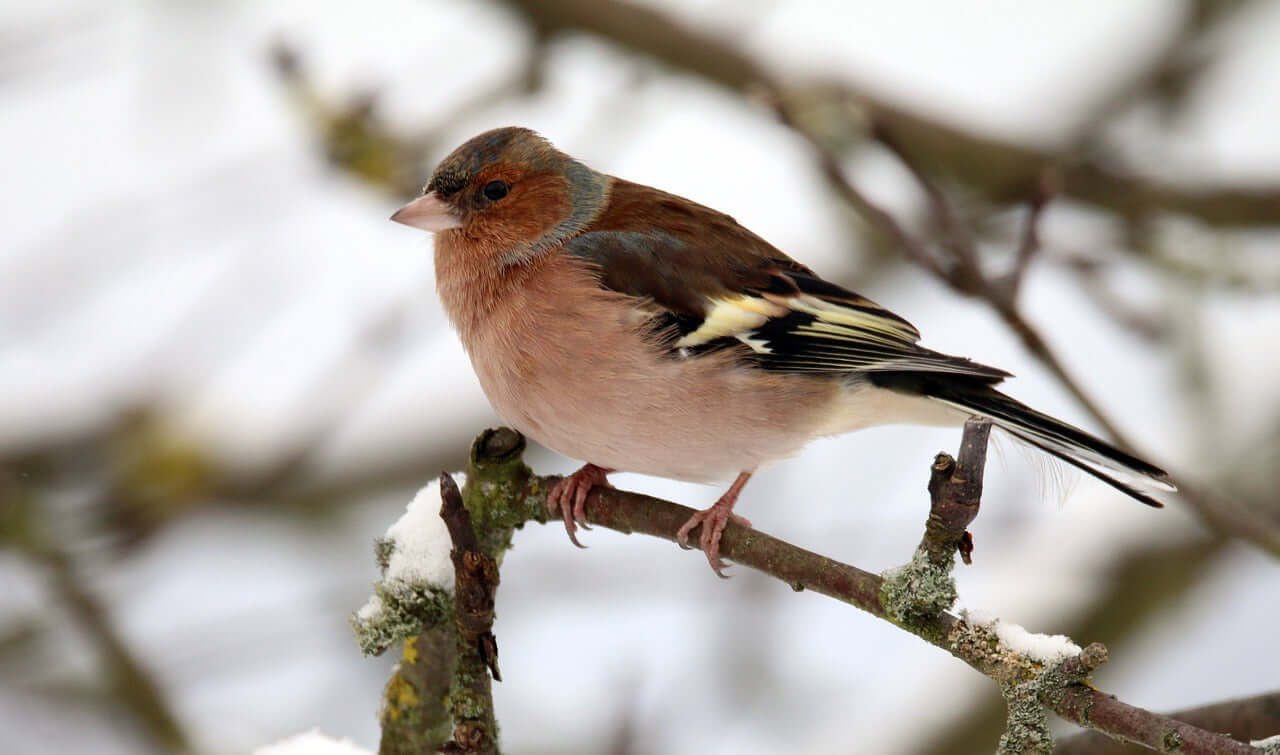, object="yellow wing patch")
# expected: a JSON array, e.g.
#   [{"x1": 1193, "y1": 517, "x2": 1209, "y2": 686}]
[
  {"x1": 674, "y1": 291, "x2": 918, "y2": 356},
  {"x1": 659, "y1": 273, "x2": 1006, "y2": 380},
  {"x1": 784, "y1": 294, "x2": 919, "y2": 341},
  {"x1": 675, "y1": 296, "x2": 787, "y2": 348}
]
